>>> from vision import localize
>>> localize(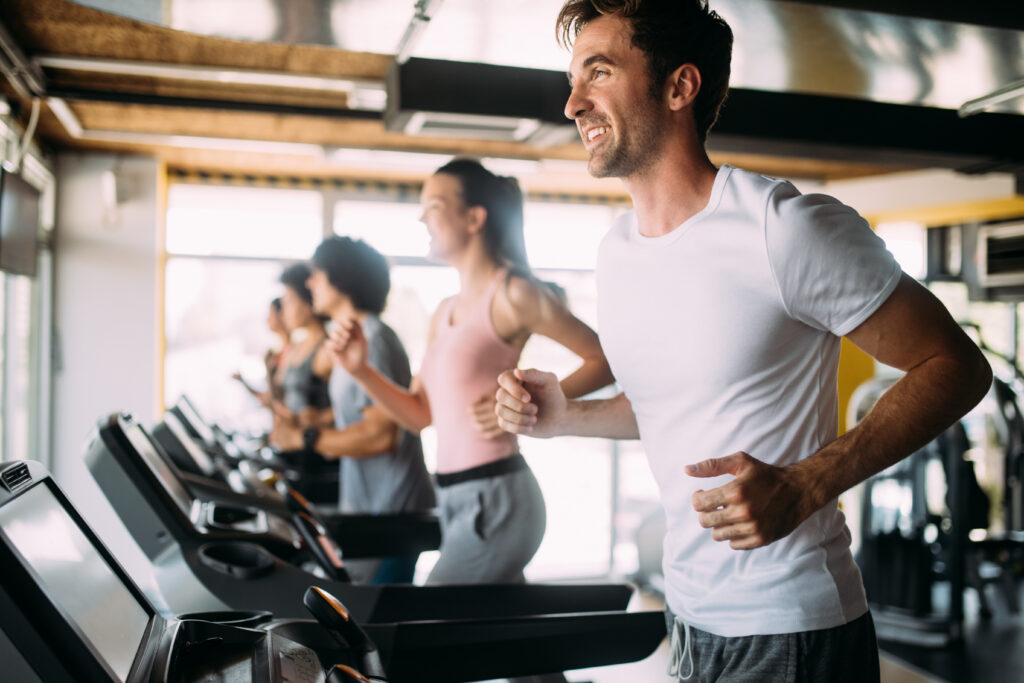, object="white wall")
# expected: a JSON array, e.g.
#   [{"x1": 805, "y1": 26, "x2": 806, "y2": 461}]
[
  {"x1": 824, "y1": 169, "x2": 1018, "y2": 216},
  {"x1": 51, "y1": 152, "x2": 164, "y2": 598}
]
